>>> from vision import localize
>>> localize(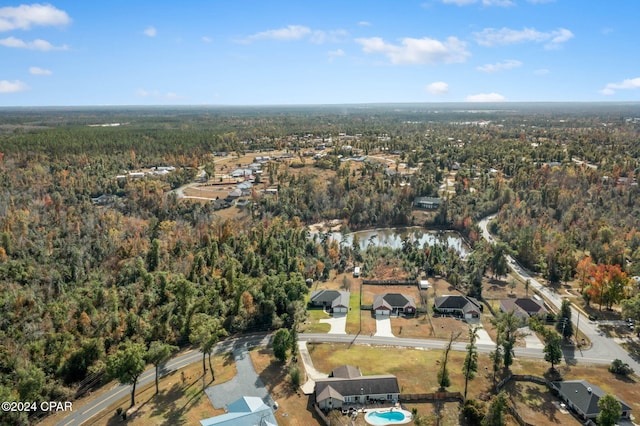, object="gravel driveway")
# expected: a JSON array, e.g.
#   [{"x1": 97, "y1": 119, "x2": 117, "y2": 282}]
[{"x1": 205, "y1": 344, "x2": 275, "y2": 410}]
